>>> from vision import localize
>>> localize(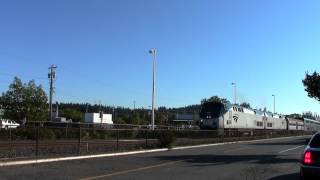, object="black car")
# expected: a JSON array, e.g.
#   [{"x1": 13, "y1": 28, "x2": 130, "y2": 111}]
[{"x1": 300, "y1": 133, "x2": 320, "y2": 179}]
